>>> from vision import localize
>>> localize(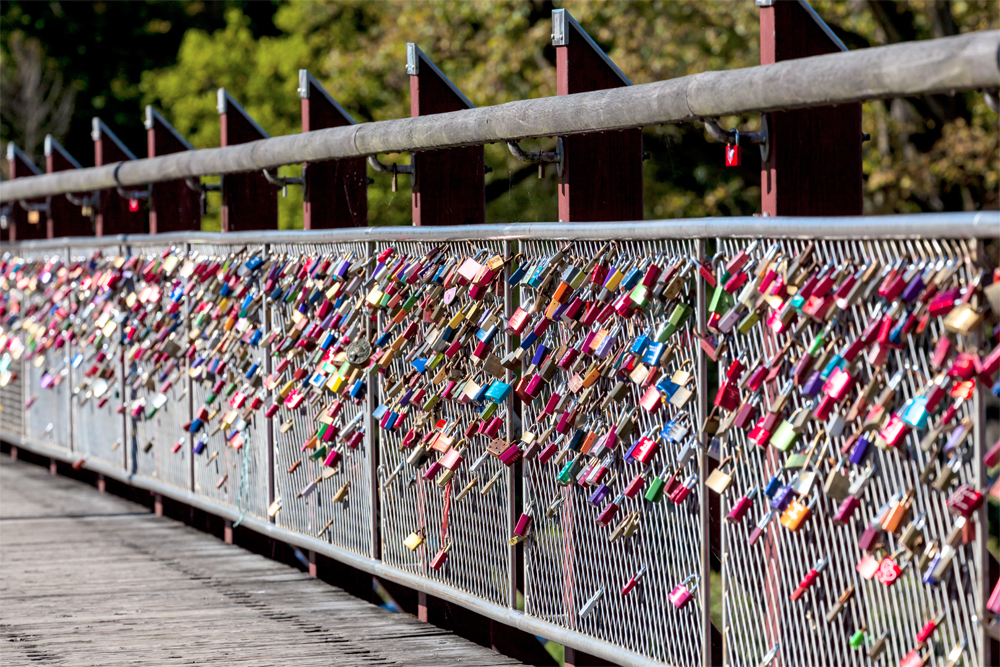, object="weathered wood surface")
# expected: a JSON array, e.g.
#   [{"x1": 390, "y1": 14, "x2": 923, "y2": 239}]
[
  {"x1": 2, "y1": 30, "x2": 996, "y2": 203},
  {"x1": 0, "y1": 459, "x2": 521, "y2": 666}
]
